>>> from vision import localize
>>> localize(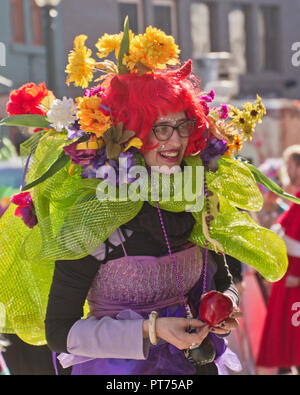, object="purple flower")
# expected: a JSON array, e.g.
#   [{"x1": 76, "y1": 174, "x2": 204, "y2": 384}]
[
  {"x1": 200, "y1": 90, "x2": 216, "y2": 103},
  {"x1": 19, "y1": 206, "x2": 38, "y2": 228},
  {"x1": 217, "y1": 104, "x2": 229, "y2": 119},
  {"x1": 84, "y1": 86, "x2": 104, "y2": 98},
  {"x1": 96, "y1": 160, "x2": 119, "y2": 185},
  {"x1": 200, "y1": 137, "x2": 228, "y2": 164},
  {"x1": 81, "y1": 147, "x2": 108, "y2": 178},
  {"x1": 63, "y1": 141, "x2": 98, "y2": 165},
  {"x1": 90, "y1": 148, "x2": 137, "y2": 185},
  {"x1": 118, "y1": 151, "x2": 137, "y2": 184},
  {"x1": 67, "y1": 120, "x2": 85, "y2": 140}
]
